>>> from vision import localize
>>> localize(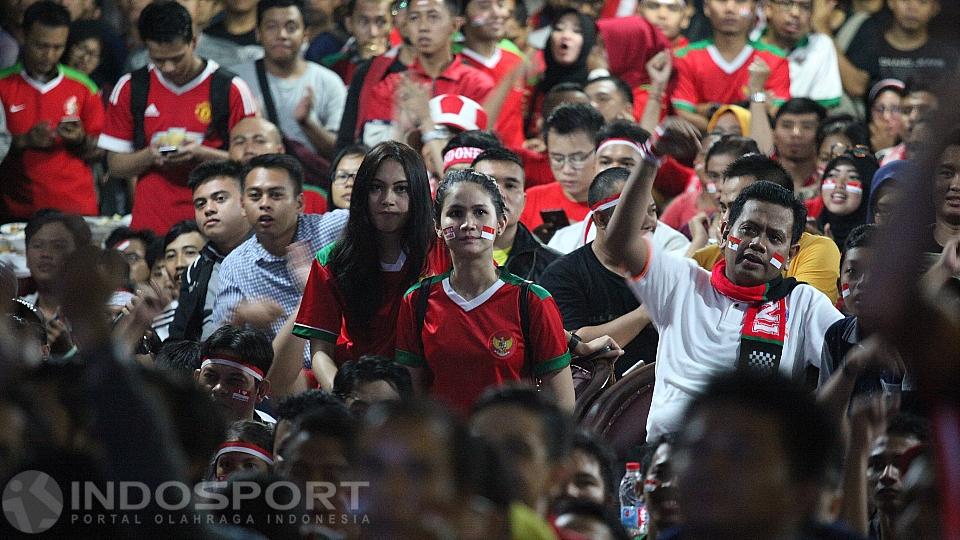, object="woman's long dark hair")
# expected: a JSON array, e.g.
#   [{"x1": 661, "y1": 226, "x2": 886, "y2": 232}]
[
  {"x1": 817, "y1": 152, "x2": 879, "y2": 250},
  {"x1": 329, "y1": 141, "x2": 434, "y2": 325},
  {"x1": 326, "y1": 143, "x2": 370, "y2": 210}
]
